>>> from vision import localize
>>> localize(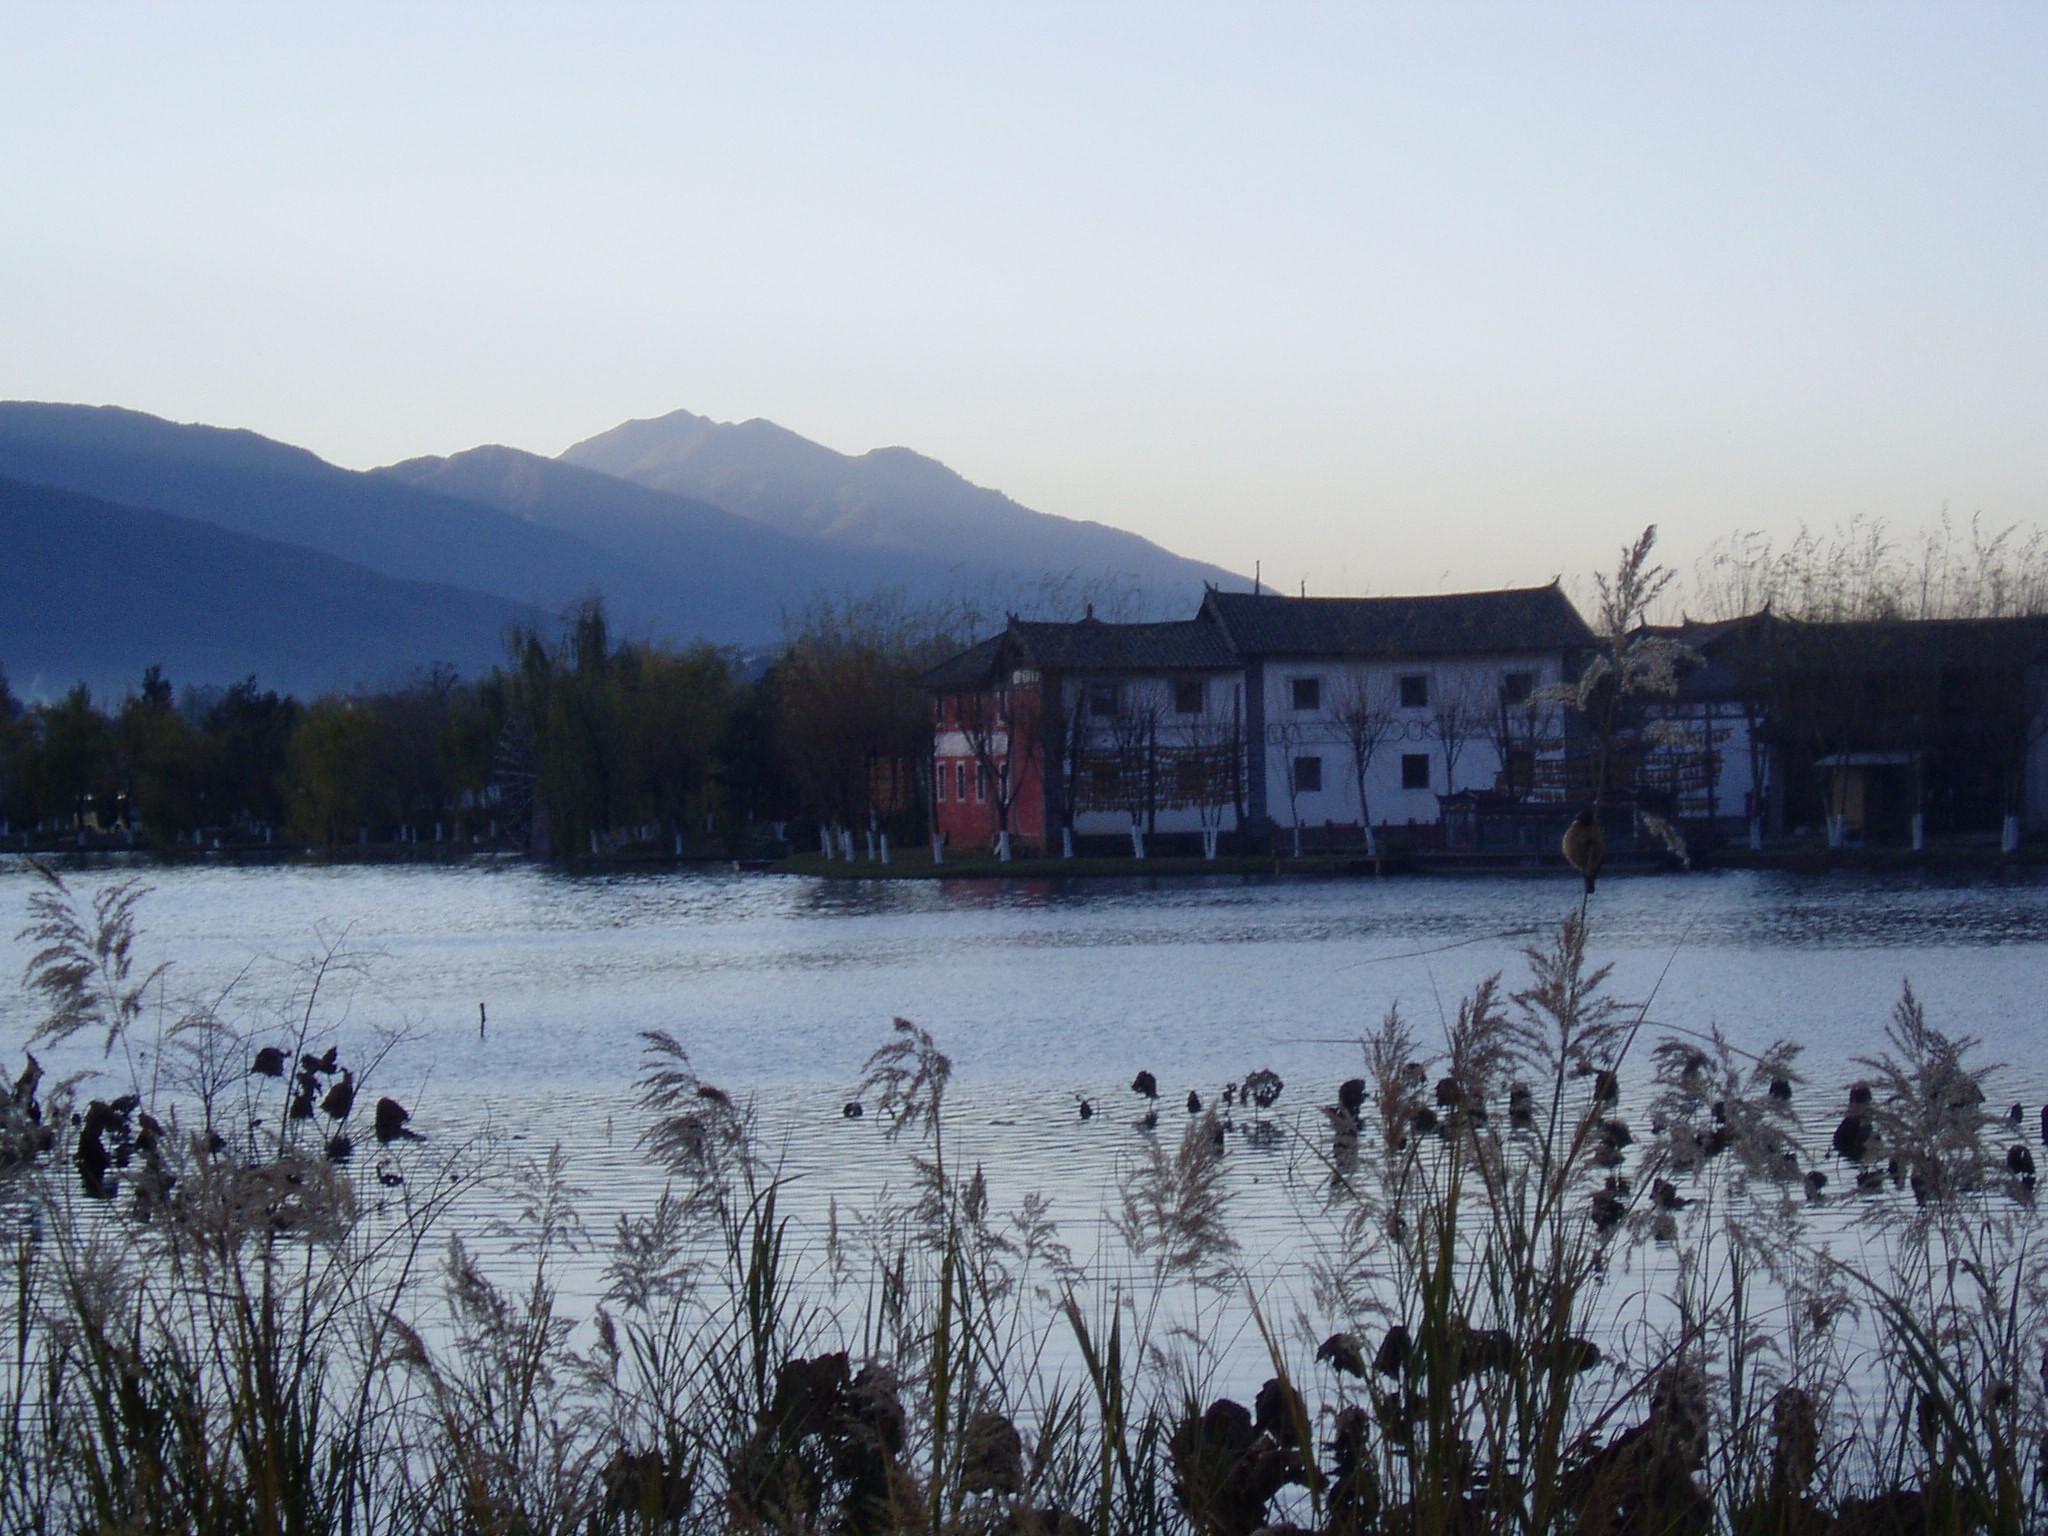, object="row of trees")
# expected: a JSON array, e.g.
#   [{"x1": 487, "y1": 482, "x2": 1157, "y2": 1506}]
[
  {"x1": 0, "y1": 579, "x2": 1140, "y2": 857},
  {"x1": 0, "y1": 605, "x2": 777, "y2": 854}
]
